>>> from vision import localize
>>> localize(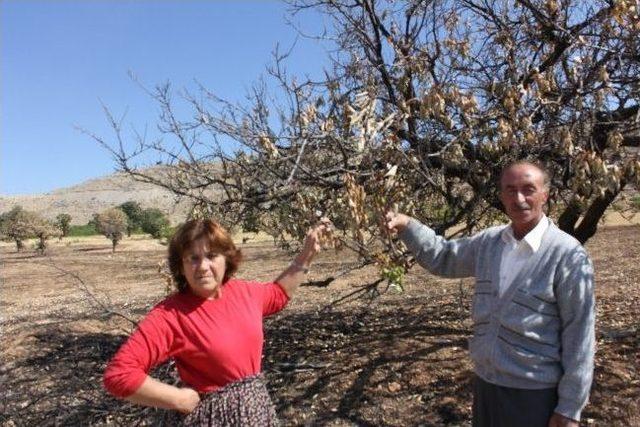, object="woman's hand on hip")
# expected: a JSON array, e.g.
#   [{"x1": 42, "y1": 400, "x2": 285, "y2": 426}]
[{"x1": 175, "y1": 387, "x2": 200, "y2": 414}]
